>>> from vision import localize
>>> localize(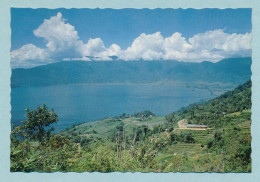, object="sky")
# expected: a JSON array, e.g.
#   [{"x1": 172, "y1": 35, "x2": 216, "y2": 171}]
[{"x1": 11, "y1": 8, "x2": 252, "y2": 68}]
